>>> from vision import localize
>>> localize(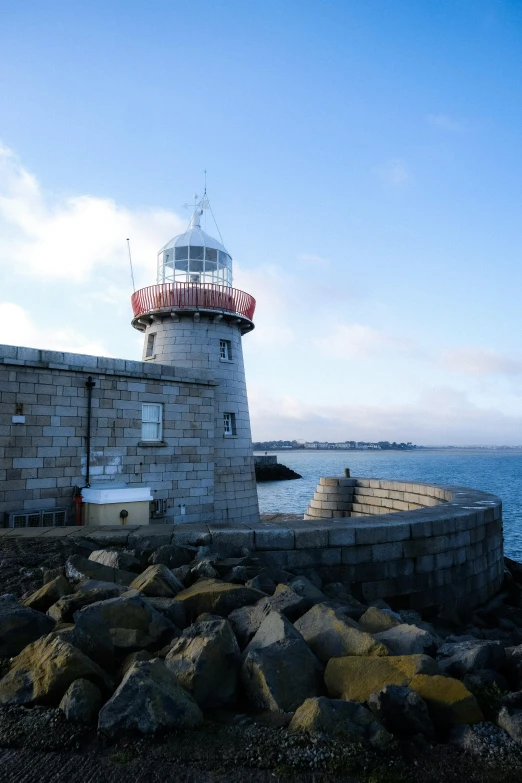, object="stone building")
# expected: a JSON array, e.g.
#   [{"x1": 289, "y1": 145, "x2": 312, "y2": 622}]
[{"x1": 0, "y1": 199, "x2": 260, "y2": 528}]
